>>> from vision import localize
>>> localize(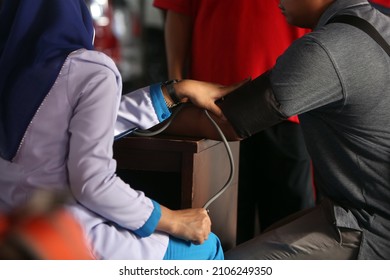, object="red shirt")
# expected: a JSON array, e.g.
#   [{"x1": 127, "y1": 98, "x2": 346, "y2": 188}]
[
  {"x1": 370, "y1": 0, "x2": 390, "y2": 7},
  {"x1": 154, "y1": 0, "x2": 310, "y2": 123}
]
